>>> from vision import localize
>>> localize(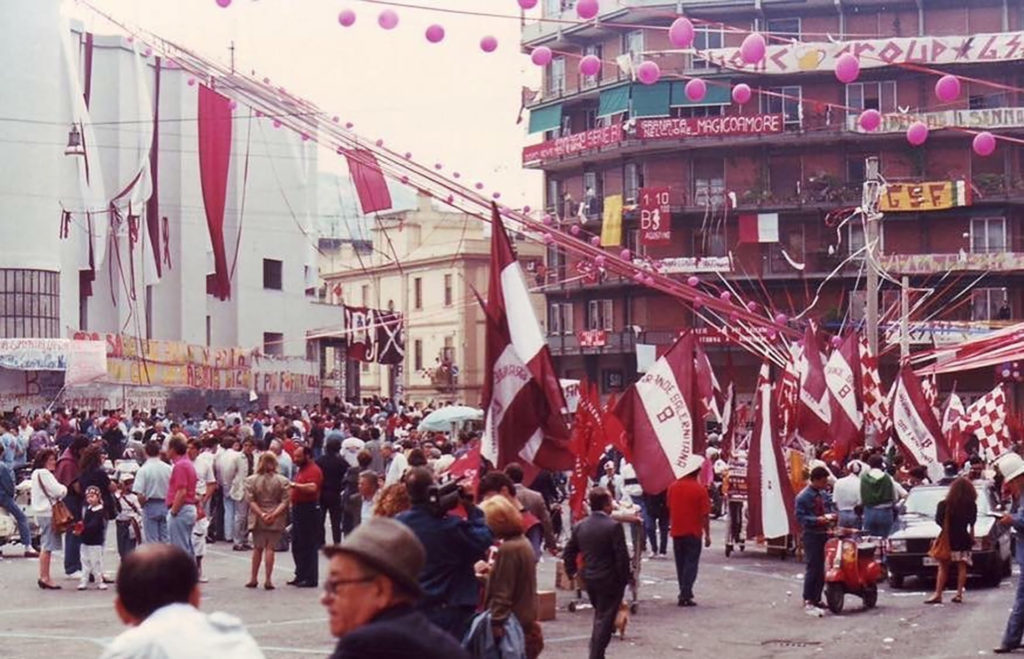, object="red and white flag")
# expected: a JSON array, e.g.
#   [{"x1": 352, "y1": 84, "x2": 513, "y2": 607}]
[
  {"x1": 891, "y1": 364, "x2": 951, "y2": 478},
  {"x1": 796, "y1": 327, "x2": 831, "y2": 444},
  {"x1": 695, "y1": 342, "x2": 722, "y2": 421},
  {"x1": 613, "y1": 331, "x2": 703, "y2": 494},
  {"x1": 449, "y1": 440, "x2": 482, "y2": 498},
  {"x1": 960, "y1": 384, "x2": 1011, "y2": 459},
  {"x1": 481, "y1": 204, "x2": 572, "y2": 472},
  {"x1": 747, "y1": 363, "x2": 797, "y2": 540},
  {"x1": 824, "y1": 333, "x2": 862, "y2": 461},
  {"x1": 859, "y1": 334, "x2": 889, "y2": 438},
  {"x1": 942, "y1": 391, "x2": 967, "y2": 464},
  {"x1": 775, "y1": 346, "x2": 800, "y2": 440},
  {"x1": 569, "y1": 379, "x2": 602, "y2": 522}
]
